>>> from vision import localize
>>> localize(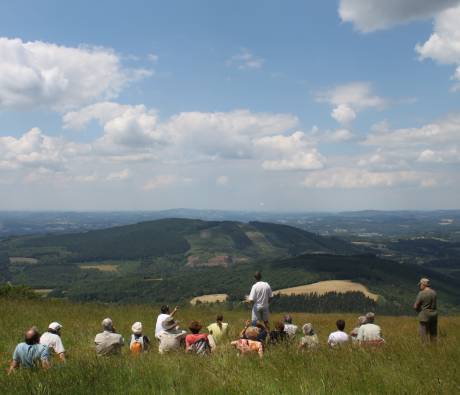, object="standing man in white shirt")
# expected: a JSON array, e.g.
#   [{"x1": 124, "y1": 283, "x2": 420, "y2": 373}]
[
  {"x1": 40, "y1": 322, "x2": 66, "y2": 362},
  {"x1": 246, "y1": 271, "x2": 273, "y2": 331}
]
